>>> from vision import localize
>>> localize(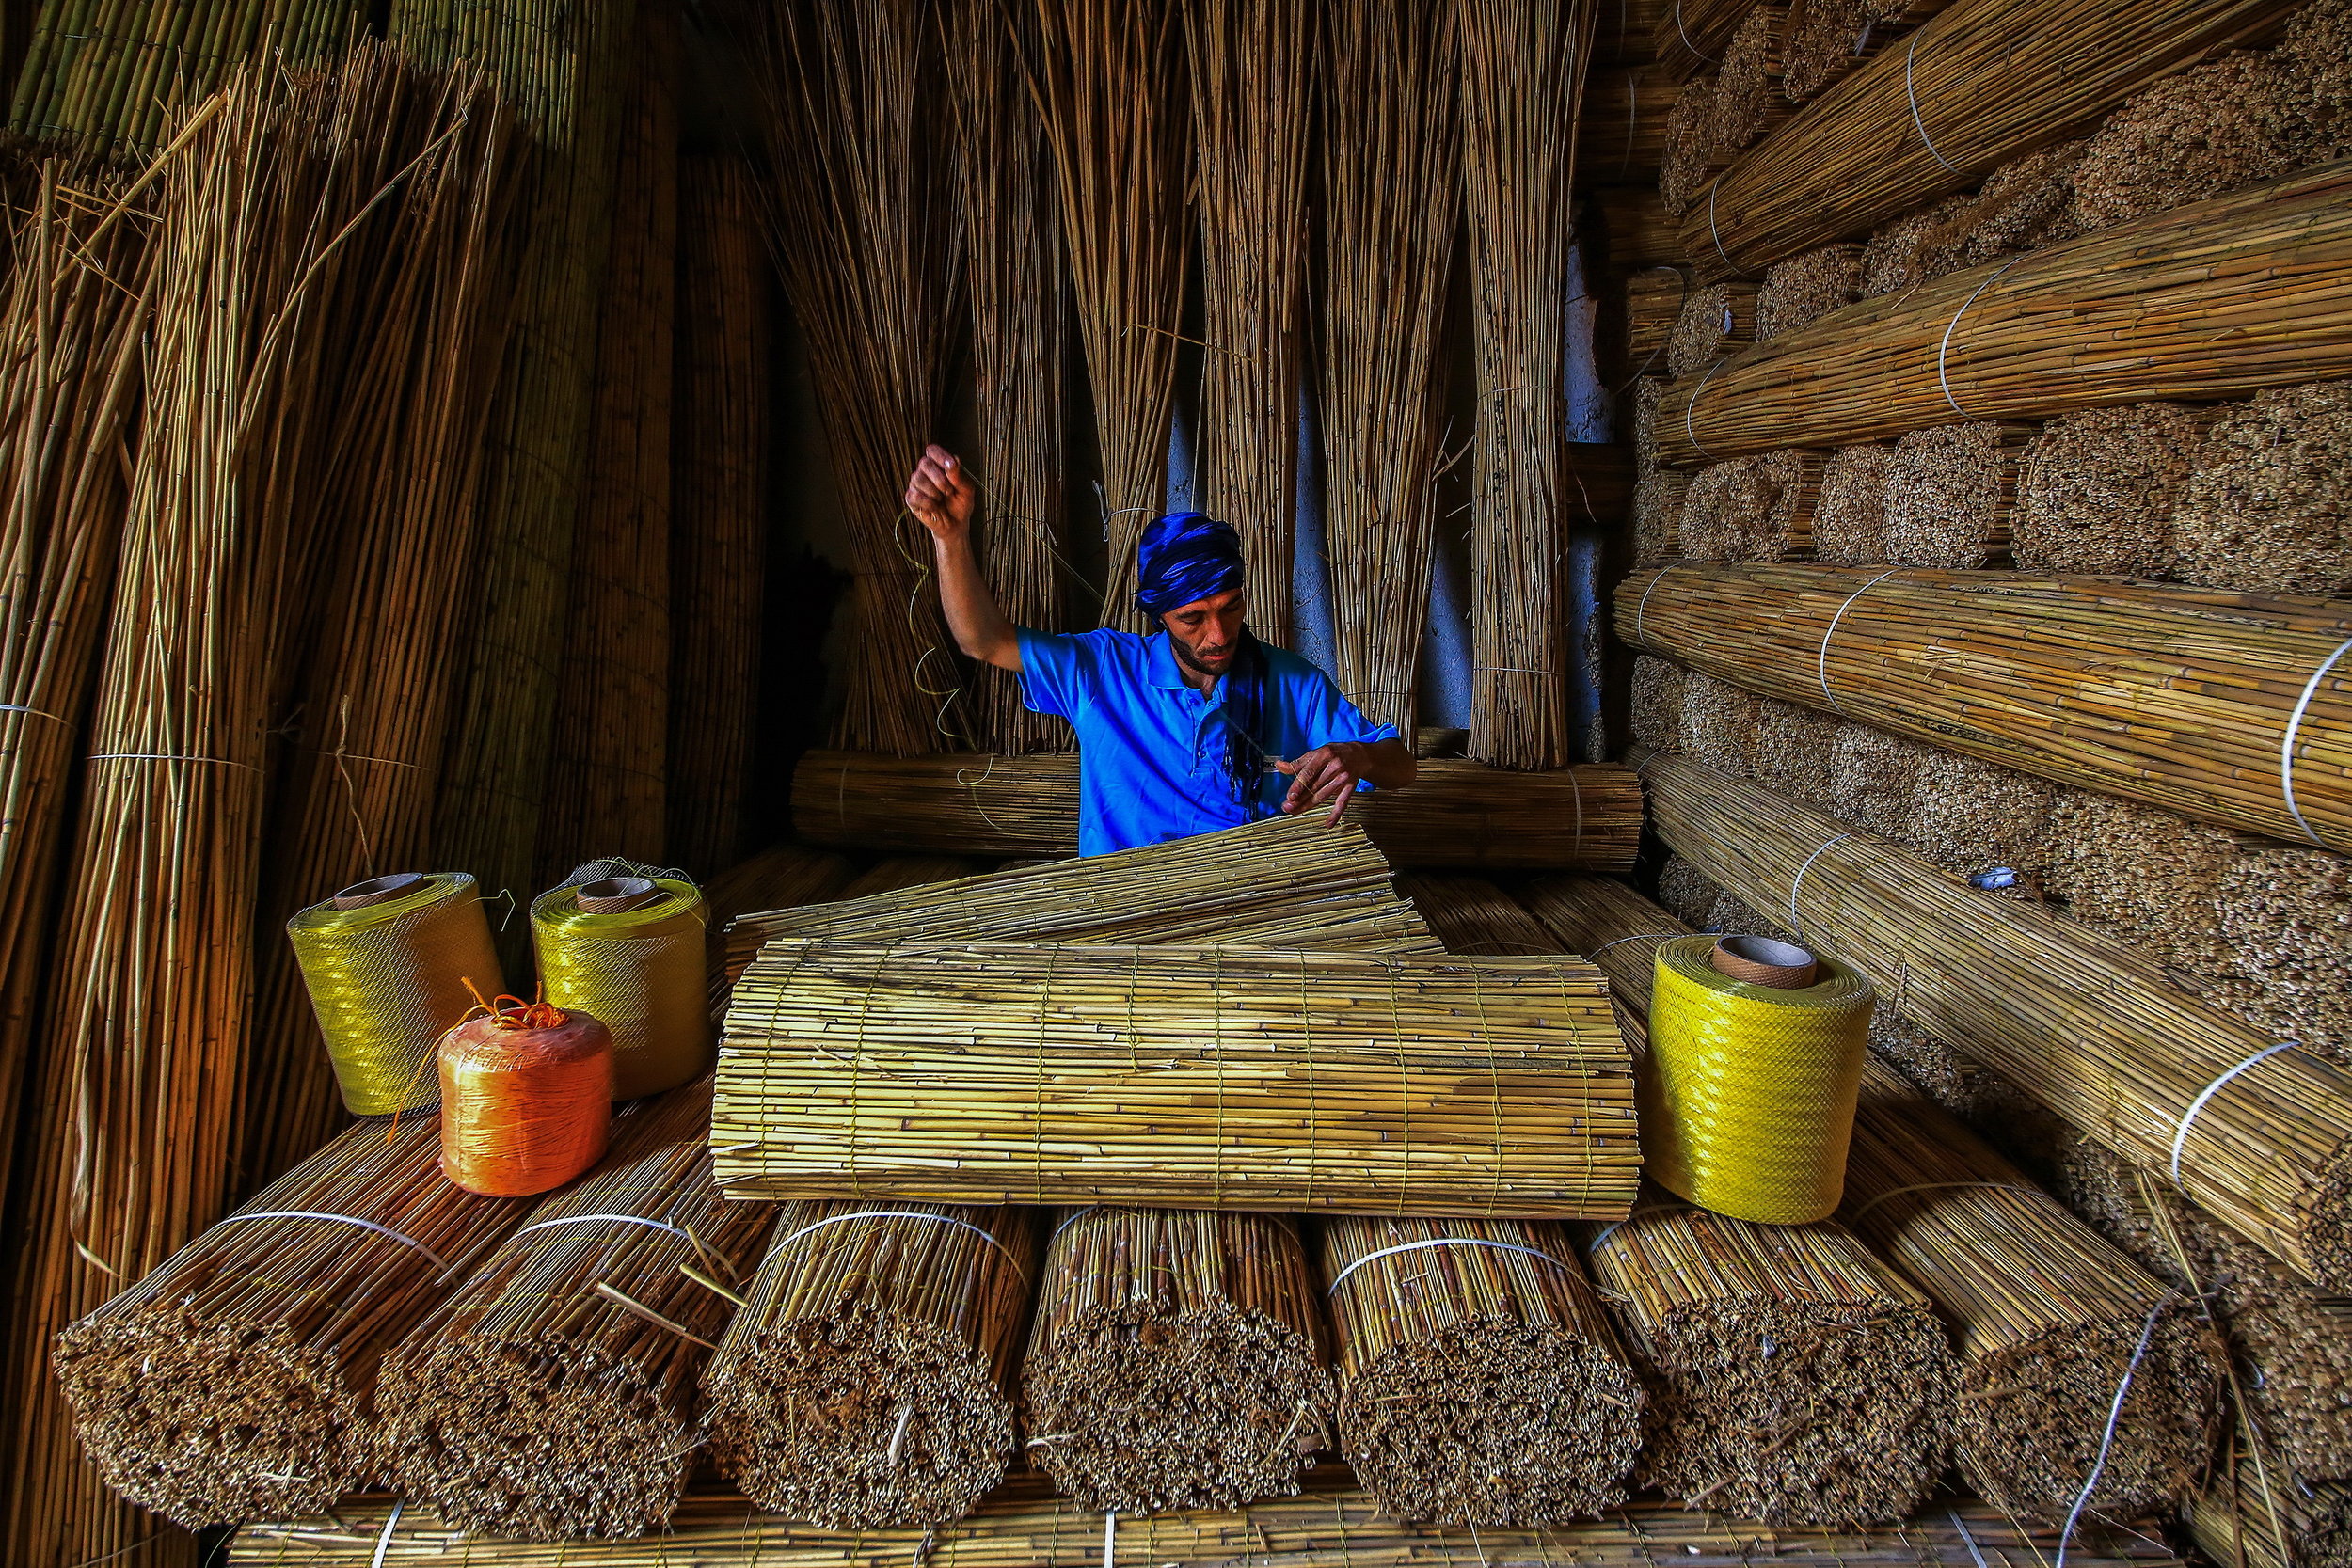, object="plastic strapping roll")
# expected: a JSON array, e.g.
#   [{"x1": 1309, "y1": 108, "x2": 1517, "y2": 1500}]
[
  {"x1": 532, "y1": 863, "x2": 712, "y2": 1101},
  {"x1": 1644, "y1": 935, "x2": 1875, "y2": 1224}
]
